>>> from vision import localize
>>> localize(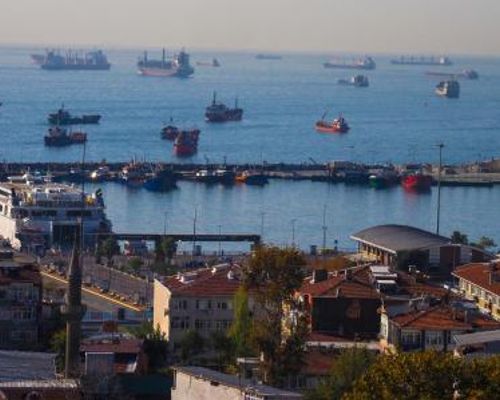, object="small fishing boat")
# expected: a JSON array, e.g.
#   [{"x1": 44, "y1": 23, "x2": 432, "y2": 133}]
[
  {"x1": 401, "y1": 172, "x2": 433, "y2": 191},
  {"x1": 315, "y1": 112, "x2": 350, "y2": 133},
  {"x1": 235, "y1": 170, "x2": 269, "y2": 186}
]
